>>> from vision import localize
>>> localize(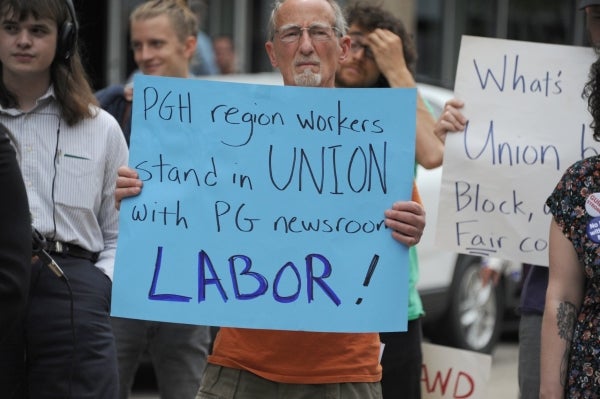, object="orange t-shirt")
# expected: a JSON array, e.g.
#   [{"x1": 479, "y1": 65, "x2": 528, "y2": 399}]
[
  {"x1": 209, "y1": 328, "x2": 382, "y2": 384},
  {"x1": 412, "y1": 181, "x2": 421, "y2": 205},
  {"x1": 208, "y1": 185, "x2": 422, "y2": 384}
]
